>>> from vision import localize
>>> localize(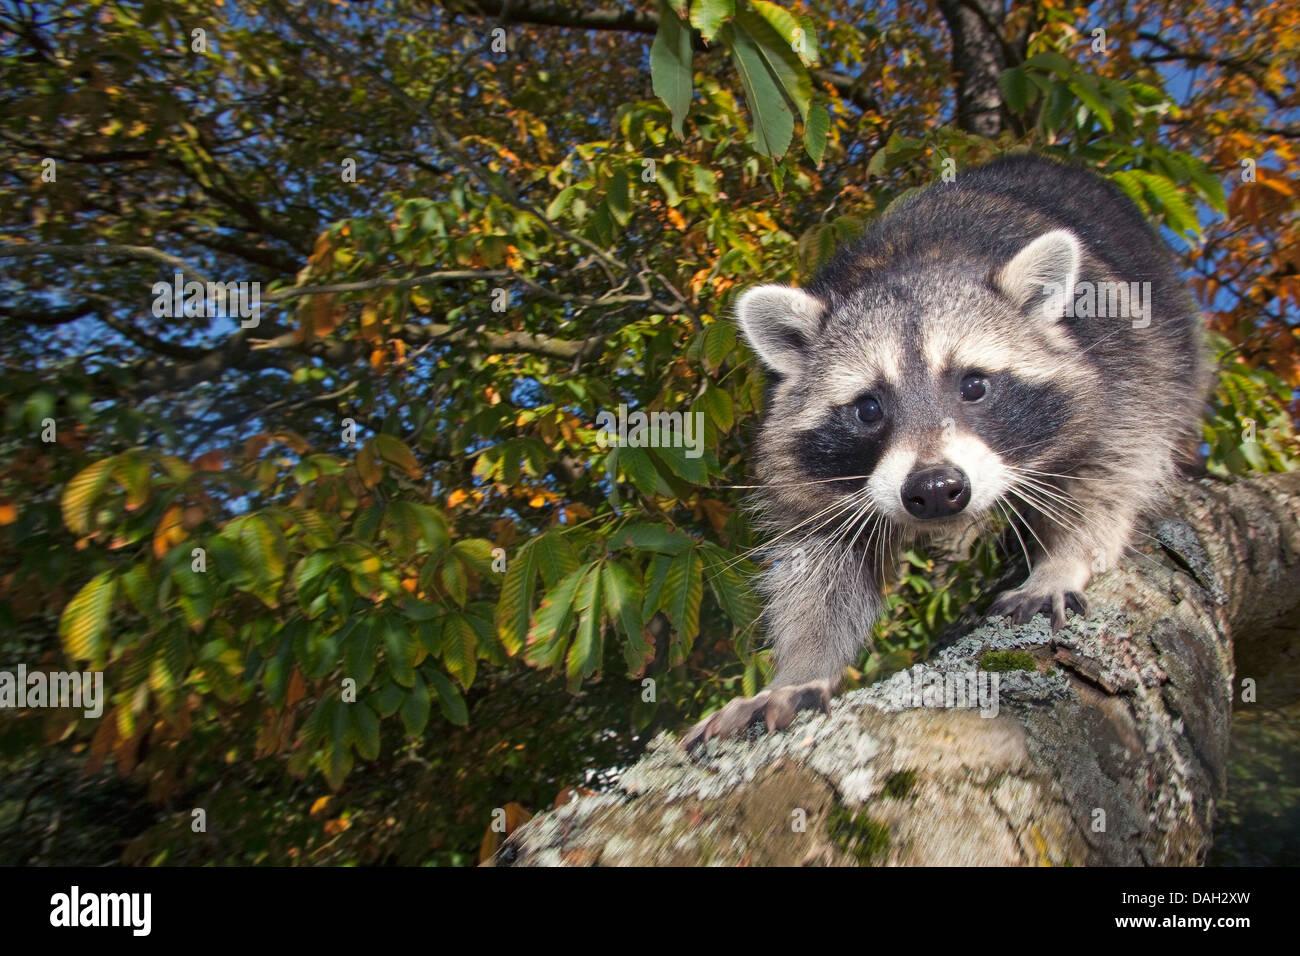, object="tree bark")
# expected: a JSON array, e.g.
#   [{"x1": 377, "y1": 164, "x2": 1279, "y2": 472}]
[
  {"x1": 491, "y1": 471, "x2": 1300, "y2": 866},
  {"x1": 937, "y1": 0, "x2": 1008, "y2": 137}
]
